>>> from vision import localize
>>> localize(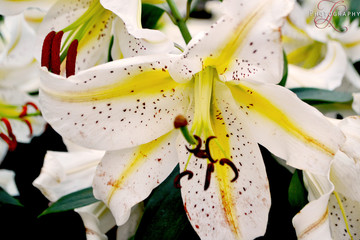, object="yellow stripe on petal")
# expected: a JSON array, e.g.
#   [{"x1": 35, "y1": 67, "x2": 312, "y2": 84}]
[
  {"x1": 204, "y1": 2, "x2": 269, "y2": 74},
  {"x1": 209, "y1": 102, "x2": 241, "y2": 238},
  {"x1": 44, "y1": 69, "x2": 179, "y2": 103},
  {"x1": 226, "y1": 82, "x2": 335, "y2": 157},
  {"x1": 106, "y1": 131, "x2": 171, "y2": 204}
]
